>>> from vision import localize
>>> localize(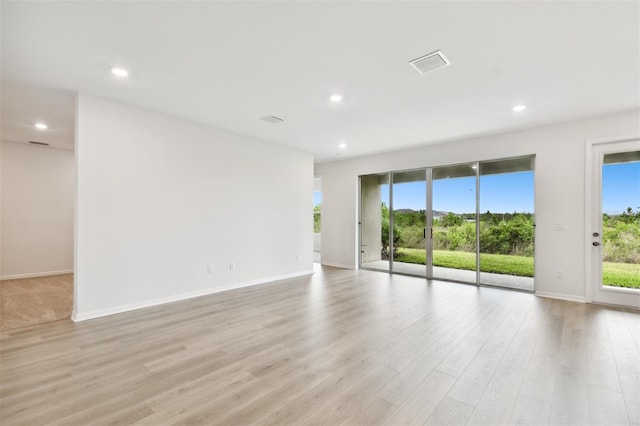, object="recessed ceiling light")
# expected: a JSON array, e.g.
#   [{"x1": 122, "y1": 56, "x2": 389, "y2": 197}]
[
  {"x1": 338, "y1": 142, "x2": 347, "y2": 149},
  {"x1": 110, "y1": 67, "x2": 129, "y2": 77},
  {"x1": 34, "y1": 122, "x2": 48, "y2": 130},
  {"x1": 512, "y1": 104, "x2": 527, "y2": 112},
  {"x1": 330, "y1": 94, "x2": 343, "y2": 103}
]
